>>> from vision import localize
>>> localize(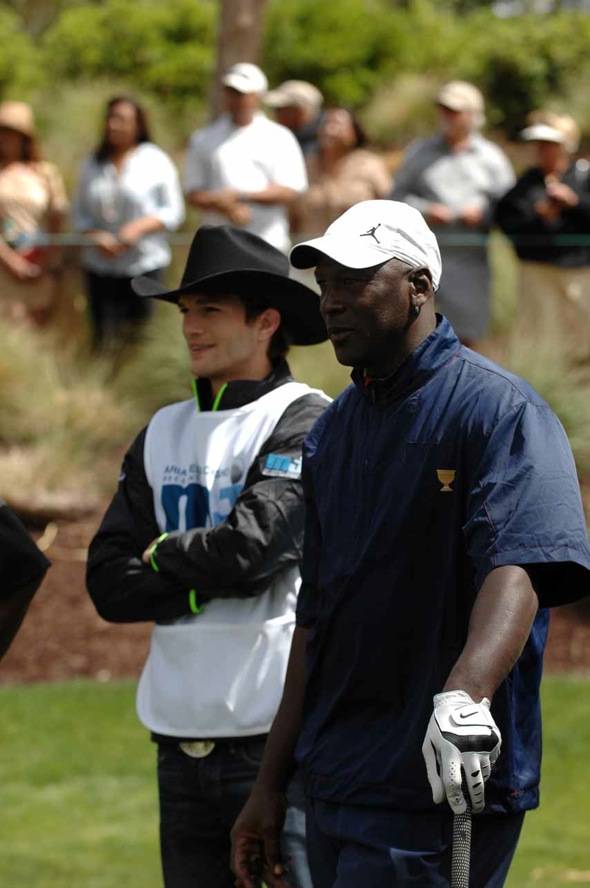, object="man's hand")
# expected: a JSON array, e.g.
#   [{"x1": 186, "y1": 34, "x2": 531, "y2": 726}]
[
  {"x1": 545, "y1": 180, "x2": 579, "y2": 209},
  {"x1": 231, "y1": 784, "x2": 291, "y2": 888},
  {"x1": 227, "y1": 201, "x2": 252, "y2": 226},
  {"x1": 422, "y1": 690, "x2": 501, "y2": 815},
  {"x1": 425, "y1": 203, "x2": 454, "y2": 226},
  {"x1": 460, "y1": 204, "x2": 485, "y2": 227},
  {"x1": 142, "y1": 533, "x2": 168, "y2": 567},
  {"x1": 534, "y1": 198, "x2": 561, "y2": 222}
]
